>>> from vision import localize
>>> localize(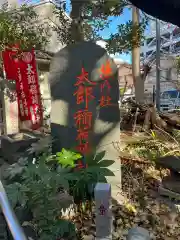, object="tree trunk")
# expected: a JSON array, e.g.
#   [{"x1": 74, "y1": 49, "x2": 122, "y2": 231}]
[
  {"x1": 70, "y1": 0, "x2": 87, "y2": 42},
  {"x1": 132, "y1": 6, "x2": 144, "y2": 104}
]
